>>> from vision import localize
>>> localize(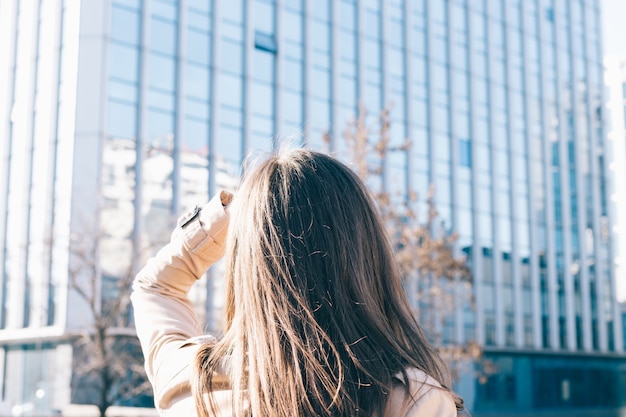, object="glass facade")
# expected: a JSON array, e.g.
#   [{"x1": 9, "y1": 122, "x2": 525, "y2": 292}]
[{"x1": 0, "y1": 0, "x2": 624, "y2": 414}]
